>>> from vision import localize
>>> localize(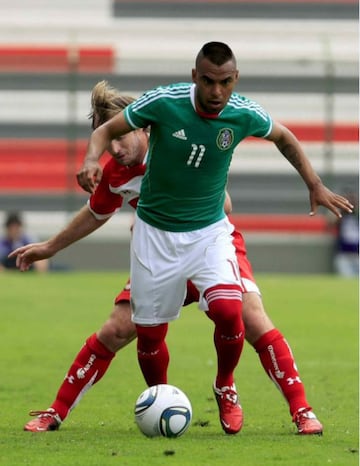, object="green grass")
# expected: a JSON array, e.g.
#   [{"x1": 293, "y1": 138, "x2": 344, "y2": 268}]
[{"x1": 0, "y1": 272, "x2": 358, "y2": 466}]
